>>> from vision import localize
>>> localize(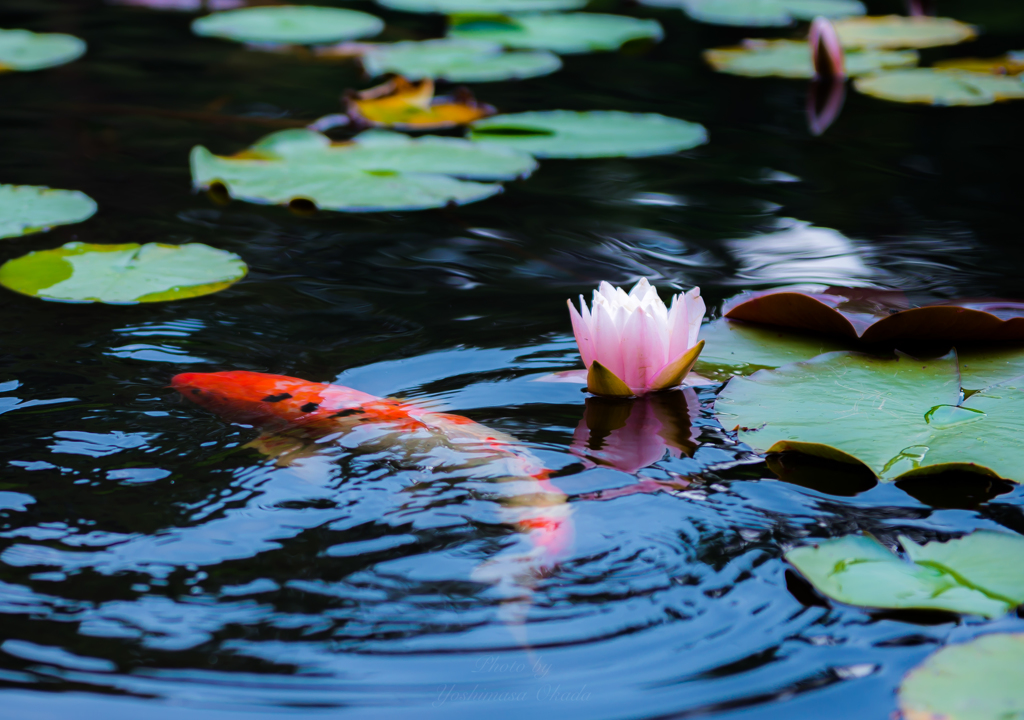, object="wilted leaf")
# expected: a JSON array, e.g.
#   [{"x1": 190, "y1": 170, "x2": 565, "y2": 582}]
[
  {"x1": 855, "y1": 68, "x2": 1024, "y2": 106},
  {"x1": 0, "y1": 242, "x2": 247, "y2": 304},
  {"x1": 191, "y1": 128, "x2": 535, "y2": 212},
  {"x1": 833, "y1": 15, "x2": 977, "y2": 49},
  {"x1": 191, "y1": 5, "x2": 384, "y2": 45},
  {"x1": 643, "y1": 0, "x2": 864, "y2": 27},
  {"x1": 899, "y1": 633, "x2": 1024, "y2": 720},
  {"x1": 0, "y1": 28, "x2": 86, "y2": 71},
  {"x1": 344, "y1": 39, "x2": 562, "y2": 82},
  {"x1": 0, "y1": 185, "x2": 97, "y2": 240},
  {"x1": 704, "y1": 39, "x2": 917, "y2": 78},
  {"x1": 723, "y1": 287, "x2": 1024, "y2": 343},
  {"x1": 470, "y1": 110, "x2": 707, "y2": 158},
  {"x1": 448, "y1": 12, "x2": 663, "y2": 55},
  {"x1": 716, "y1": 349, "x2": 1024, "y2": 482},
  {"x1": 786, "y1": 532, "x2": 1024, "y2": 617},
  {"x1": 378, "y1": 0, "x2": 585, "y2": 13},
  {"x1": 346, "y1": 76, "x2": 494, "y2": 129}
]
